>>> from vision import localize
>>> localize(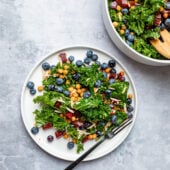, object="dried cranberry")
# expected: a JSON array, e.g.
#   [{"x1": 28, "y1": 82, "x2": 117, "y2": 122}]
[
  {"x1": 59, "y1": 52, "x2": 67, "y2": 63},
  {"x1": 42, "y1": 123, "x2": 53, "y2": 130},
  {"x1": 109, "y1": 73, "x2": 116, "y2": 79},
  {"x1": 72, "y1": 120, "x2": 84, "y2": 127},
  {"x1": 74, "y1": 110, "x2": 82, "y2": 118},
  {"x1": 54, "y1": 101, "x2": 62, "y2": 108},
  {"x1": 65, "y1": 112, "x2": 73, "y2": 119},
  {"x1": 55, "y1": 130, "x2": 65, "y2": 138},
  {"x1": 82, "y1": 135, "x2": 89, "y2": 143},
  {"x1": 121, "y1": 0, "x2": 129, "y2": 8}
]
